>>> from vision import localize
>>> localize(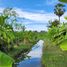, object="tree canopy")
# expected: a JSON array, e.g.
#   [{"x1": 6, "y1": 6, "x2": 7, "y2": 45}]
[
  {"x1": 54, "y1": 3, "x2": 65, "y2": 22},
  {"x1": 59, "y1": 0, "x2": 67, "y2": 3}
]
